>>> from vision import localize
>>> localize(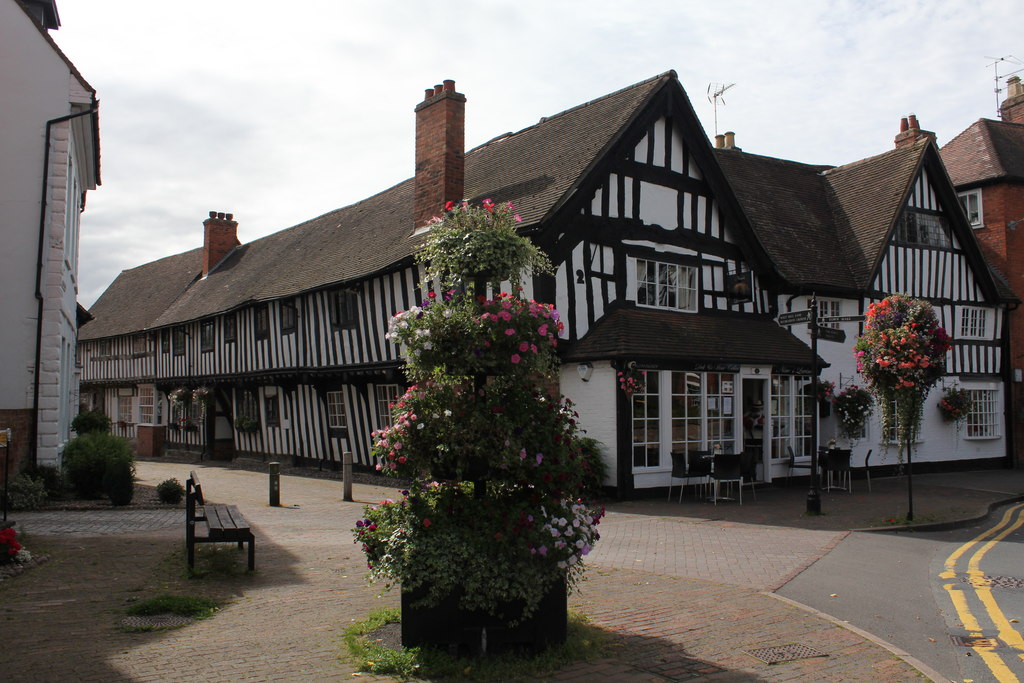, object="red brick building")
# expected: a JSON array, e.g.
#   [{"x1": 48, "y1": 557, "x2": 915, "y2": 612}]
[{"x1": 942, "y1": 76, "x2": 1024, "y2": 465}]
